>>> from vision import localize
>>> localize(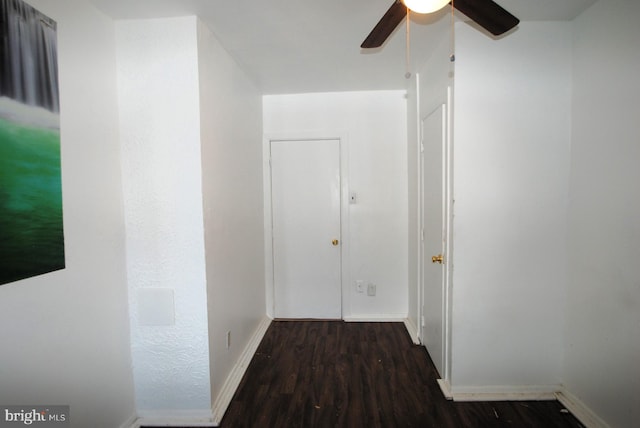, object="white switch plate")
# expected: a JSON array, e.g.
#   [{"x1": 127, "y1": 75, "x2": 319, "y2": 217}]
[{"x1": 367, "y1": 283, "x2": 376, "y2": 296}]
